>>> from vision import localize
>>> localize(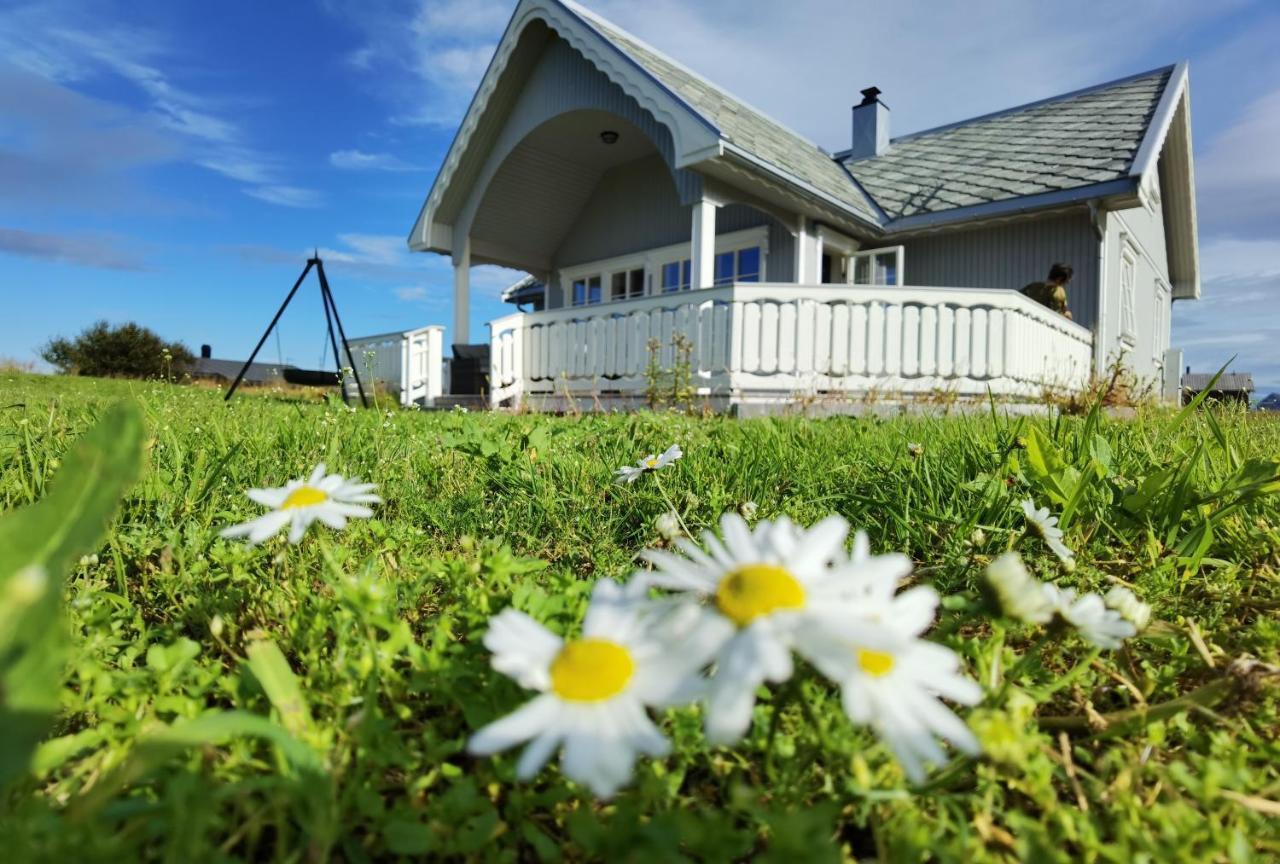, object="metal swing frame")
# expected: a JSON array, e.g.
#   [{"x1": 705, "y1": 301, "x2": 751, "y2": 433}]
[{"x1": 223, "y1": 256, "x2": 369, "y2": 407}]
